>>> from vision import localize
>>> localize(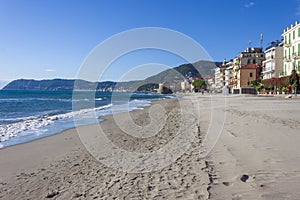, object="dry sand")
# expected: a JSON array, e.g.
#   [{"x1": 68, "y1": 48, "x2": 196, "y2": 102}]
[
  {"x1": 0, "y1": 96, "x2": 210, "y2": 200},
  {"x1": 0, "y1": 94, "x2": 300, "y2": 199},
  {"x1": 206, "y1": 95, "x2": 300, "y2": 200}
]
